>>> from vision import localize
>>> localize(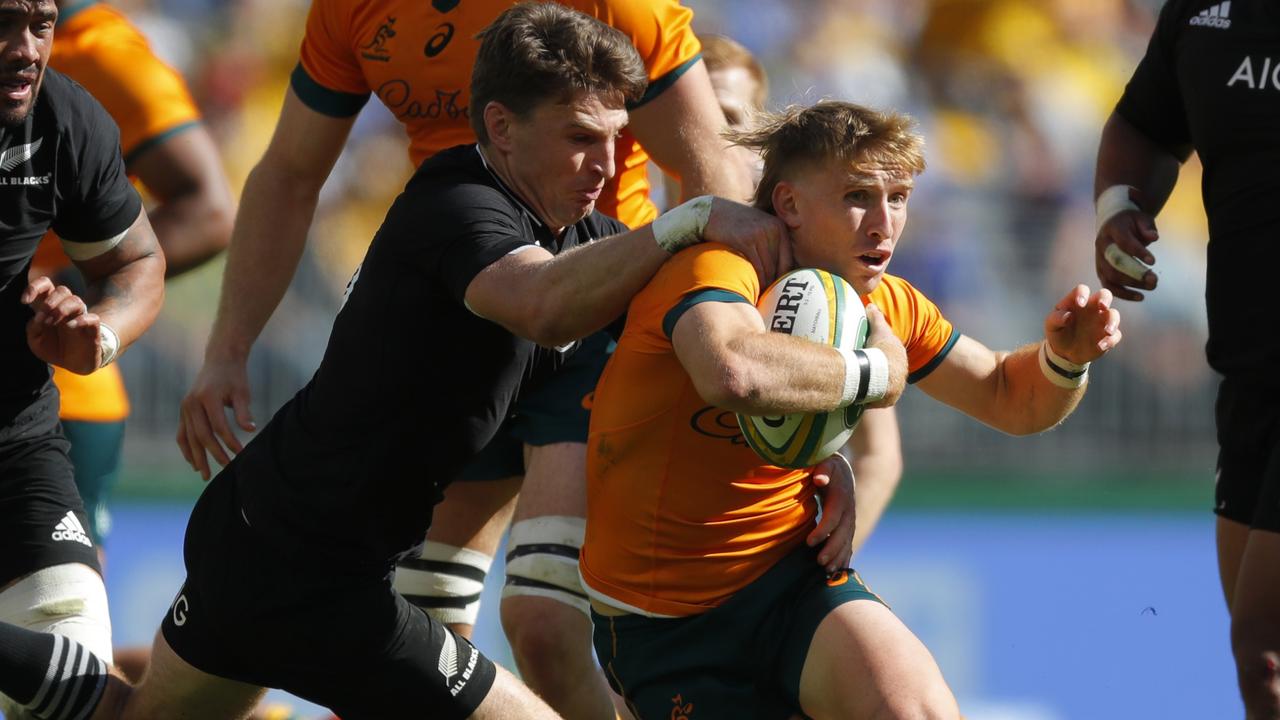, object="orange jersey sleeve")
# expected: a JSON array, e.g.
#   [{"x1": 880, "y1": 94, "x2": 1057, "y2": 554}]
[
  {"x1": 582, "y1": 245, "x2": 818, "y2": 617},
  {"x1": 576, "y1": 0, "x2": 703, "y2": 228},
  {"x1": 49, "y1": 3, "x2": 201, "y2": 162},
  {"x1": 865, "y1": 274, "x2": 959, "y2": 383},
  {"x1": 296, "y1": 0, "x2": 372, "y2": 109}
]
